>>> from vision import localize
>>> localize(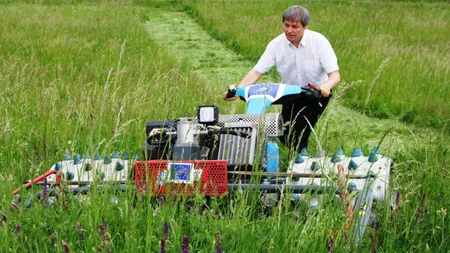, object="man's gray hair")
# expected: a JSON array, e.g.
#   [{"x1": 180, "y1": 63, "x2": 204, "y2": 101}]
[{"x1": 282, "y1": 5, "x2": 310, "y2": 27}]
